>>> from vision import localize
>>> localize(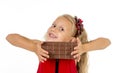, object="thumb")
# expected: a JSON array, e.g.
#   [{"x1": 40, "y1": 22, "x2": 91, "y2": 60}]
[
  {"x1": 77, "y1": 37, "x2": 81, "y2": 45},
  {"x1": 70, "y1": 37, "x2": 77, "y2": 42},
  {"x1": 40, "y1": 41, "x2": 44, "y2": 44},
  {"x1": 37, "y1": 41, "x2": 44, "y2": 48}
]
